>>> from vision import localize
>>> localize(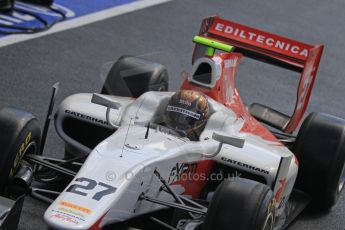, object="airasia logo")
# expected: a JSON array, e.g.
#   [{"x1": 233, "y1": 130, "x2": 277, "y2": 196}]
[{"x1": 213, "y1": 22, "x2": 309, "y2": 57}]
